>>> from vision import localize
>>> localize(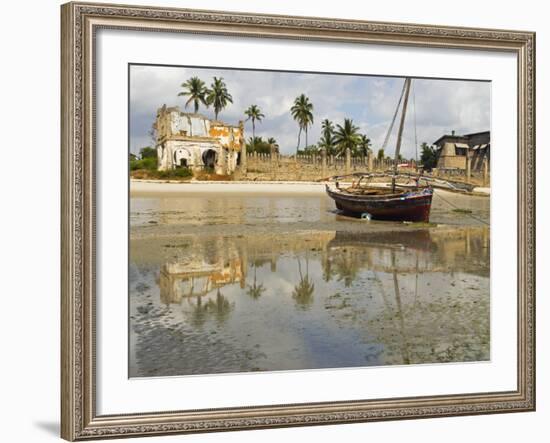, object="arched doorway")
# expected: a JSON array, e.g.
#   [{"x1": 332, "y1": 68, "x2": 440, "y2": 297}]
[
  {"x1": 173, "y1": 148, "x2": 191, "y2": 168},
  {"x1": 202, "y1": 149, "x2": 217, "y2": 170}
]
